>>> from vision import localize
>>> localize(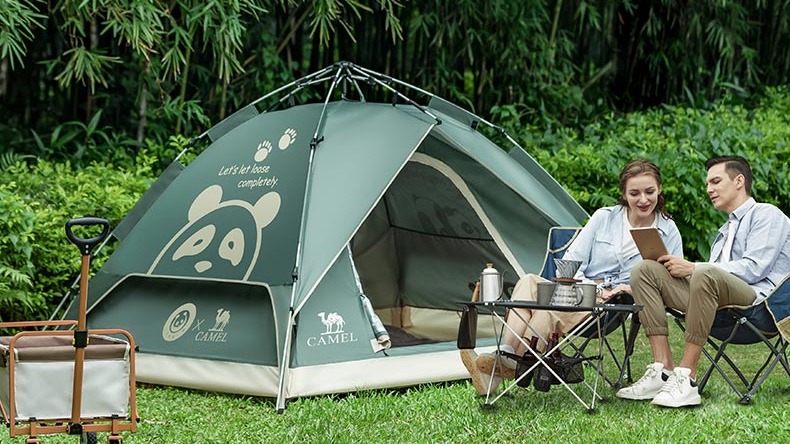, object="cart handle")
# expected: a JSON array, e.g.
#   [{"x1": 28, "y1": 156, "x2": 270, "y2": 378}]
[{"x1": 65, "y1": 217, "x2": 111, "y2": 256}]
